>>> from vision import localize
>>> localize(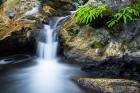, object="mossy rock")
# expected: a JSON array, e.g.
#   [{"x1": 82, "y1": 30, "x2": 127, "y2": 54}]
[
  {"x1": 90, "y1": 41, "x2": 104, "y2": 49},
  {"x1": 42, "y1": 4, "x2": 56, "y2": 16},
  {"x1": 128, "y1": 41, "x2": 140, "y2": 52},
  {"x1": 67, "y1": 27, "x2": 79, "y2": 36}
]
